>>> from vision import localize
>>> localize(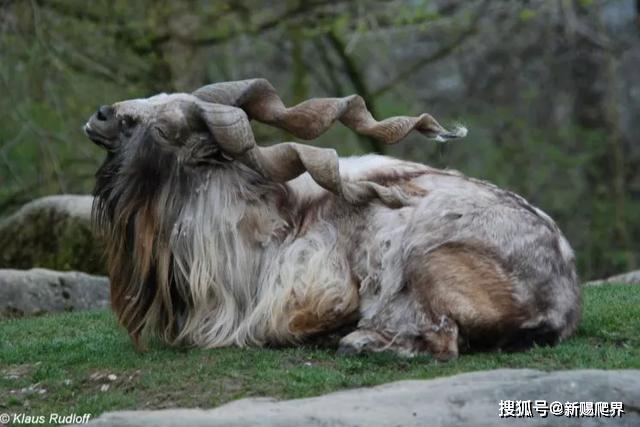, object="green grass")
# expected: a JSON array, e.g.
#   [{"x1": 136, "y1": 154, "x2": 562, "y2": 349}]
[{"x1": 1, "y1": 284, "x2": 639, "y2": 420}]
